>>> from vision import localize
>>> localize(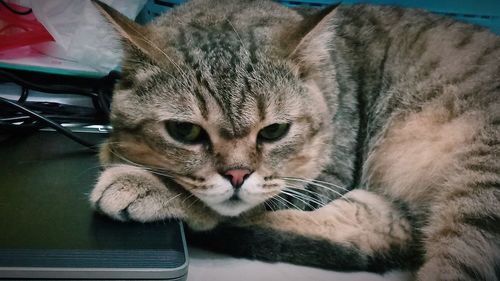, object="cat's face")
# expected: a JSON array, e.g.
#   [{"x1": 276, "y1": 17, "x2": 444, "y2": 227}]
[{"x1": 101, "y1": 0, "x2": 336, "y2": 216}]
